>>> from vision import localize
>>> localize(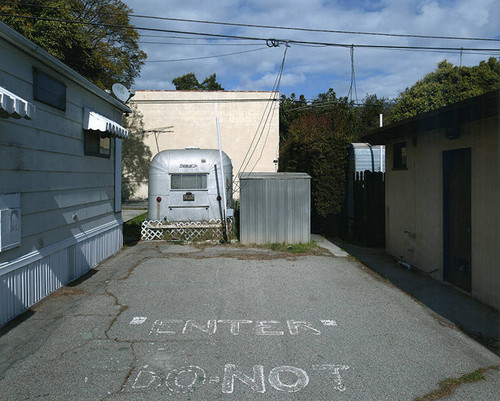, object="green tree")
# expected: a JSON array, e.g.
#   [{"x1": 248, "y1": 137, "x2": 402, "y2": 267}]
[
  {"x1": 0, "y1": 0, "x2": 146, "y2": 89},
  {"x1": 122, "y1": 104, "x2": 152, "y2": 200},
  {"x1": 172, "y1": 73, "x2": 224, "y2": 90},
  {"x1": 280, "y1": 92, "x2": 357, "y2": 218},
  {"x1": 279, "y1": 92, "x2": 307, "y2": 145},
  {"x1": 392, "y1": 57, "x2": 500, "y2": 121},
  {"x1": 357, "y1": 94, "x2": 395, "y2": 134}
]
